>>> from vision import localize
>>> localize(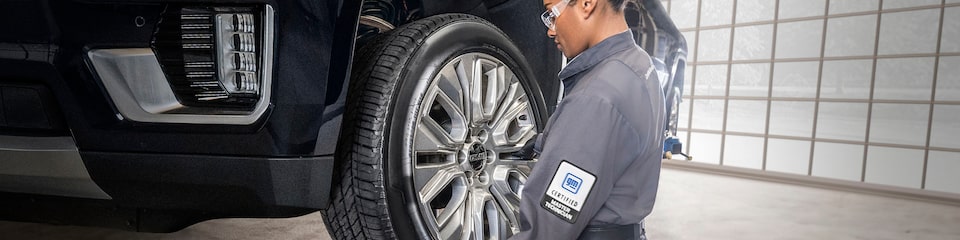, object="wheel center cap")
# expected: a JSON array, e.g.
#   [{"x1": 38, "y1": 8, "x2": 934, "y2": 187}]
[{"x1": 467, "y1": 143, "x2": 487, "y2": 171}]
